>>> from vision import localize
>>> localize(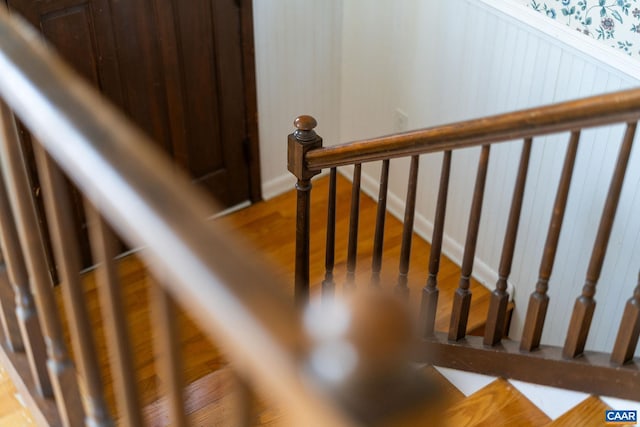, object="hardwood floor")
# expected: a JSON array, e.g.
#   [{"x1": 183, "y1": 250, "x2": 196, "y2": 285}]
[
  {"x1": 0, "y1": 366, "x2": 32, "y2": 426},
  {"x1": 58, "y1": 256, "x2": 225, "y2": 413},
  {"x1": 547, "y1": 396, "x2": 627, "y2": 427},
  {"x1": 0, "y1": 173, "x2": 519, "y2": 425},
  {"x1": 218, "y1": 173, "x2": 495, "y2": 333},
  {"x1": 445, "y1": 379, "x2": 551, "y2": 427}
]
